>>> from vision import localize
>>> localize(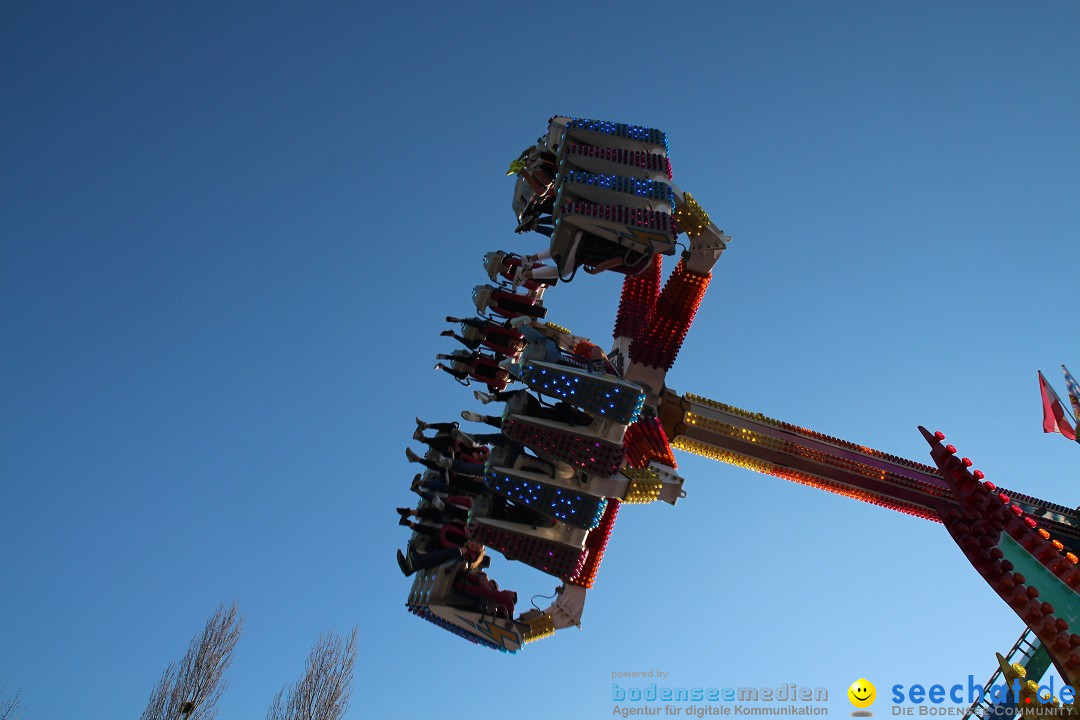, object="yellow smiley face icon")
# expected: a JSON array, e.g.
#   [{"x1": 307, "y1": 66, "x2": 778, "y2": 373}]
[{"x1": 848, "y1": 679, "x2": 876, "y2": 708}]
